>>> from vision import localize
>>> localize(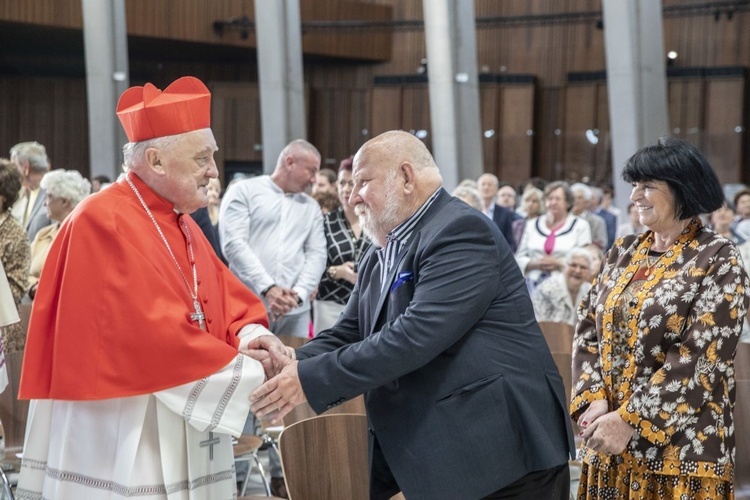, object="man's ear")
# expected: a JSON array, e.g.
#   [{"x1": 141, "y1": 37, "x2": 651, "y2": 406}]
[
  {"x1": 284, "y1": 154, "x2": 295, "y2": 172},
  {"x1": 399, "y1": 162, "x2": 416, "y2": 195},
  {"x1": 145, "y1": 148, "x2": 166, "y2": 175}
]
